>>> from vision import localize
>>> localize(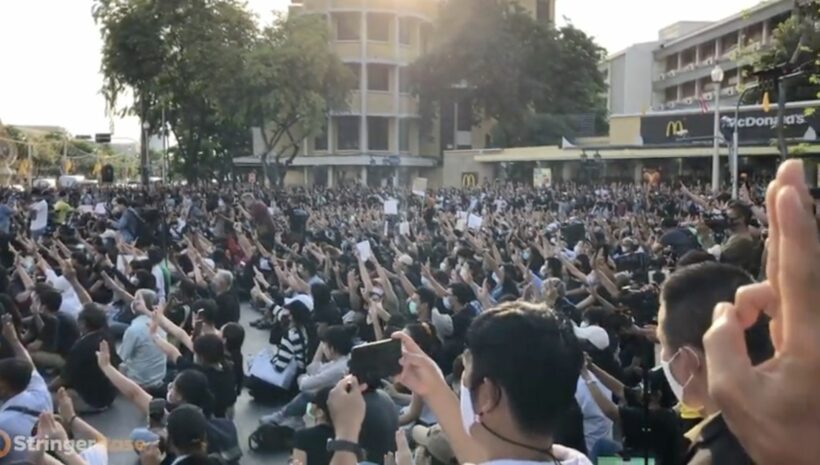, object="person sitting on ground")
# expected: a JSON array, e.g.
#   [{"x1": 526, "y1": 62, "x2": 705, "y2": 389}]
[
  {"x1": 209, "y1": 269, "x2": 240, "y2": 329},
  {"x1": 0, "y1": 314, "x2": 52, "y2": 465},
  {"x1": 24, "y1": 283, "x2": 79, "y2": 372},
  {"x1": 49, "y1": 302, "x2": 120, "y2": 412},
  {"x1": 261, "y1": 324, "x2": 356, "y2": 428},
  {"x1": 118, "y1": 289, "x2": 167, "y2": 390},
  {"x1": 292, "y1": 386, "x2": 335, "y2": 465},
  {"x1": 221, "y1": 322, "x2": 245, "y2": 397},
  {"x1": 139, "y1": 404, "x2": 213, "y2": 465}
]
